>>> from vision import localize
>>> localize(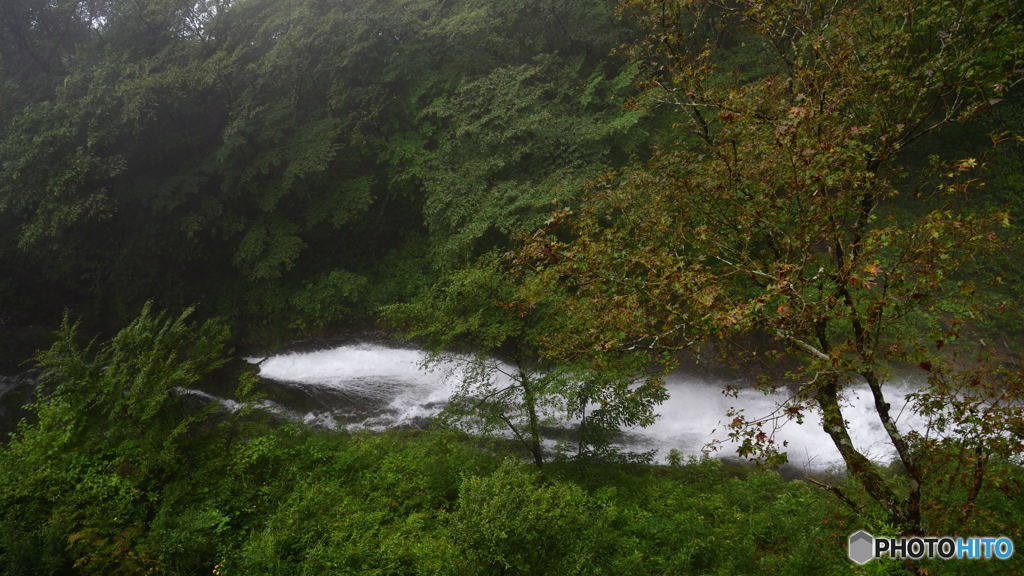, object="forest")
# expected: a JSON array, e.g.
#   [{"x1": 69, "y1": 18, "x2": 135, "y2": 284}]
[{"x1": 1, "y1": 0, "x2": 1023, "y2": 574}]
